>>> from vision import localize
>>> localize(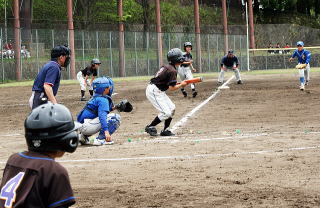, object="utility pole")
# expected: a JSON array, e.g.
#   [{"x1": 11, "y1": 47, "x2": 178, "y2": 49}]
[
  {"x1": 248, "y1": 0, "x2": 255, "y2": 49},
  {"x1": 222, "y1": 0, "x2": 228, "y2": 54},
  {"x1": 67, "y1": 0, "x2": 76, "y2": 79},
  {"x1": 155, "y1": 0, "x2": 163, "y2": 67},
  {"x1": 194, "y1": 0, "x2": 202, "y2": 72},
  {"x1": 13, "y1": 0, "x2": 21, "y2": 80},
  {"x1": 118, "y1": 0, "x2": 125, "y2": 77}
]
